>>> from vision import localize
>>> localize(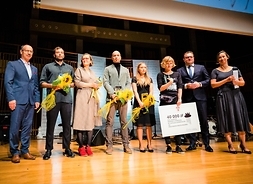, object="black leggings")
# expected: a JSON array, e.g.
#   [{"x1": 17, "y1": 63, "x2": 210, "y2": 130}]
[{"x1": 76, "y1": 130, "x2": 93, "y2": 148}]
